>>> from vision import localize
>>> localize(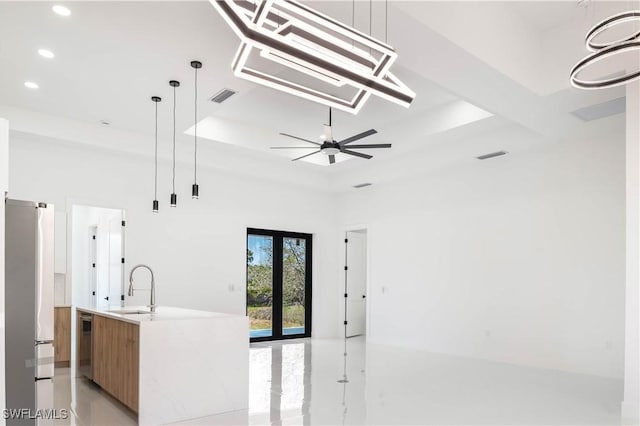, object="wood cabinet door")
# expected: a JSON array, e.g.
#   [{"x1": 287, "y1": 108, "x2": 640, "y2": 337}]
[
  {"x1": 92, "y1": 315, "x2": 139, "y2": 413},
  {"x1": 91, "y1": 315, "x2": 109, "y2": 388},
  {"x1": 117, "y1": 320, "x2": 139, "y2": 412},
  {"x1": 54, "y1": 307, "x2": 71, "y2": 363}
]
